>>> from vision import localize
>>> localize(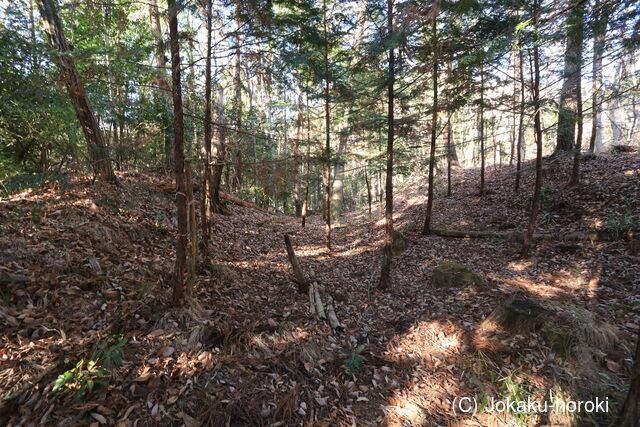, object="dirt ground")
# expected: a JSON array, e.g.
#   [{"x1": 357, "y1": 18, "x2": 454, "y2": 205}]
[{"x1": 1, "y1": 153, "x2": 639, "y2": 426}]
